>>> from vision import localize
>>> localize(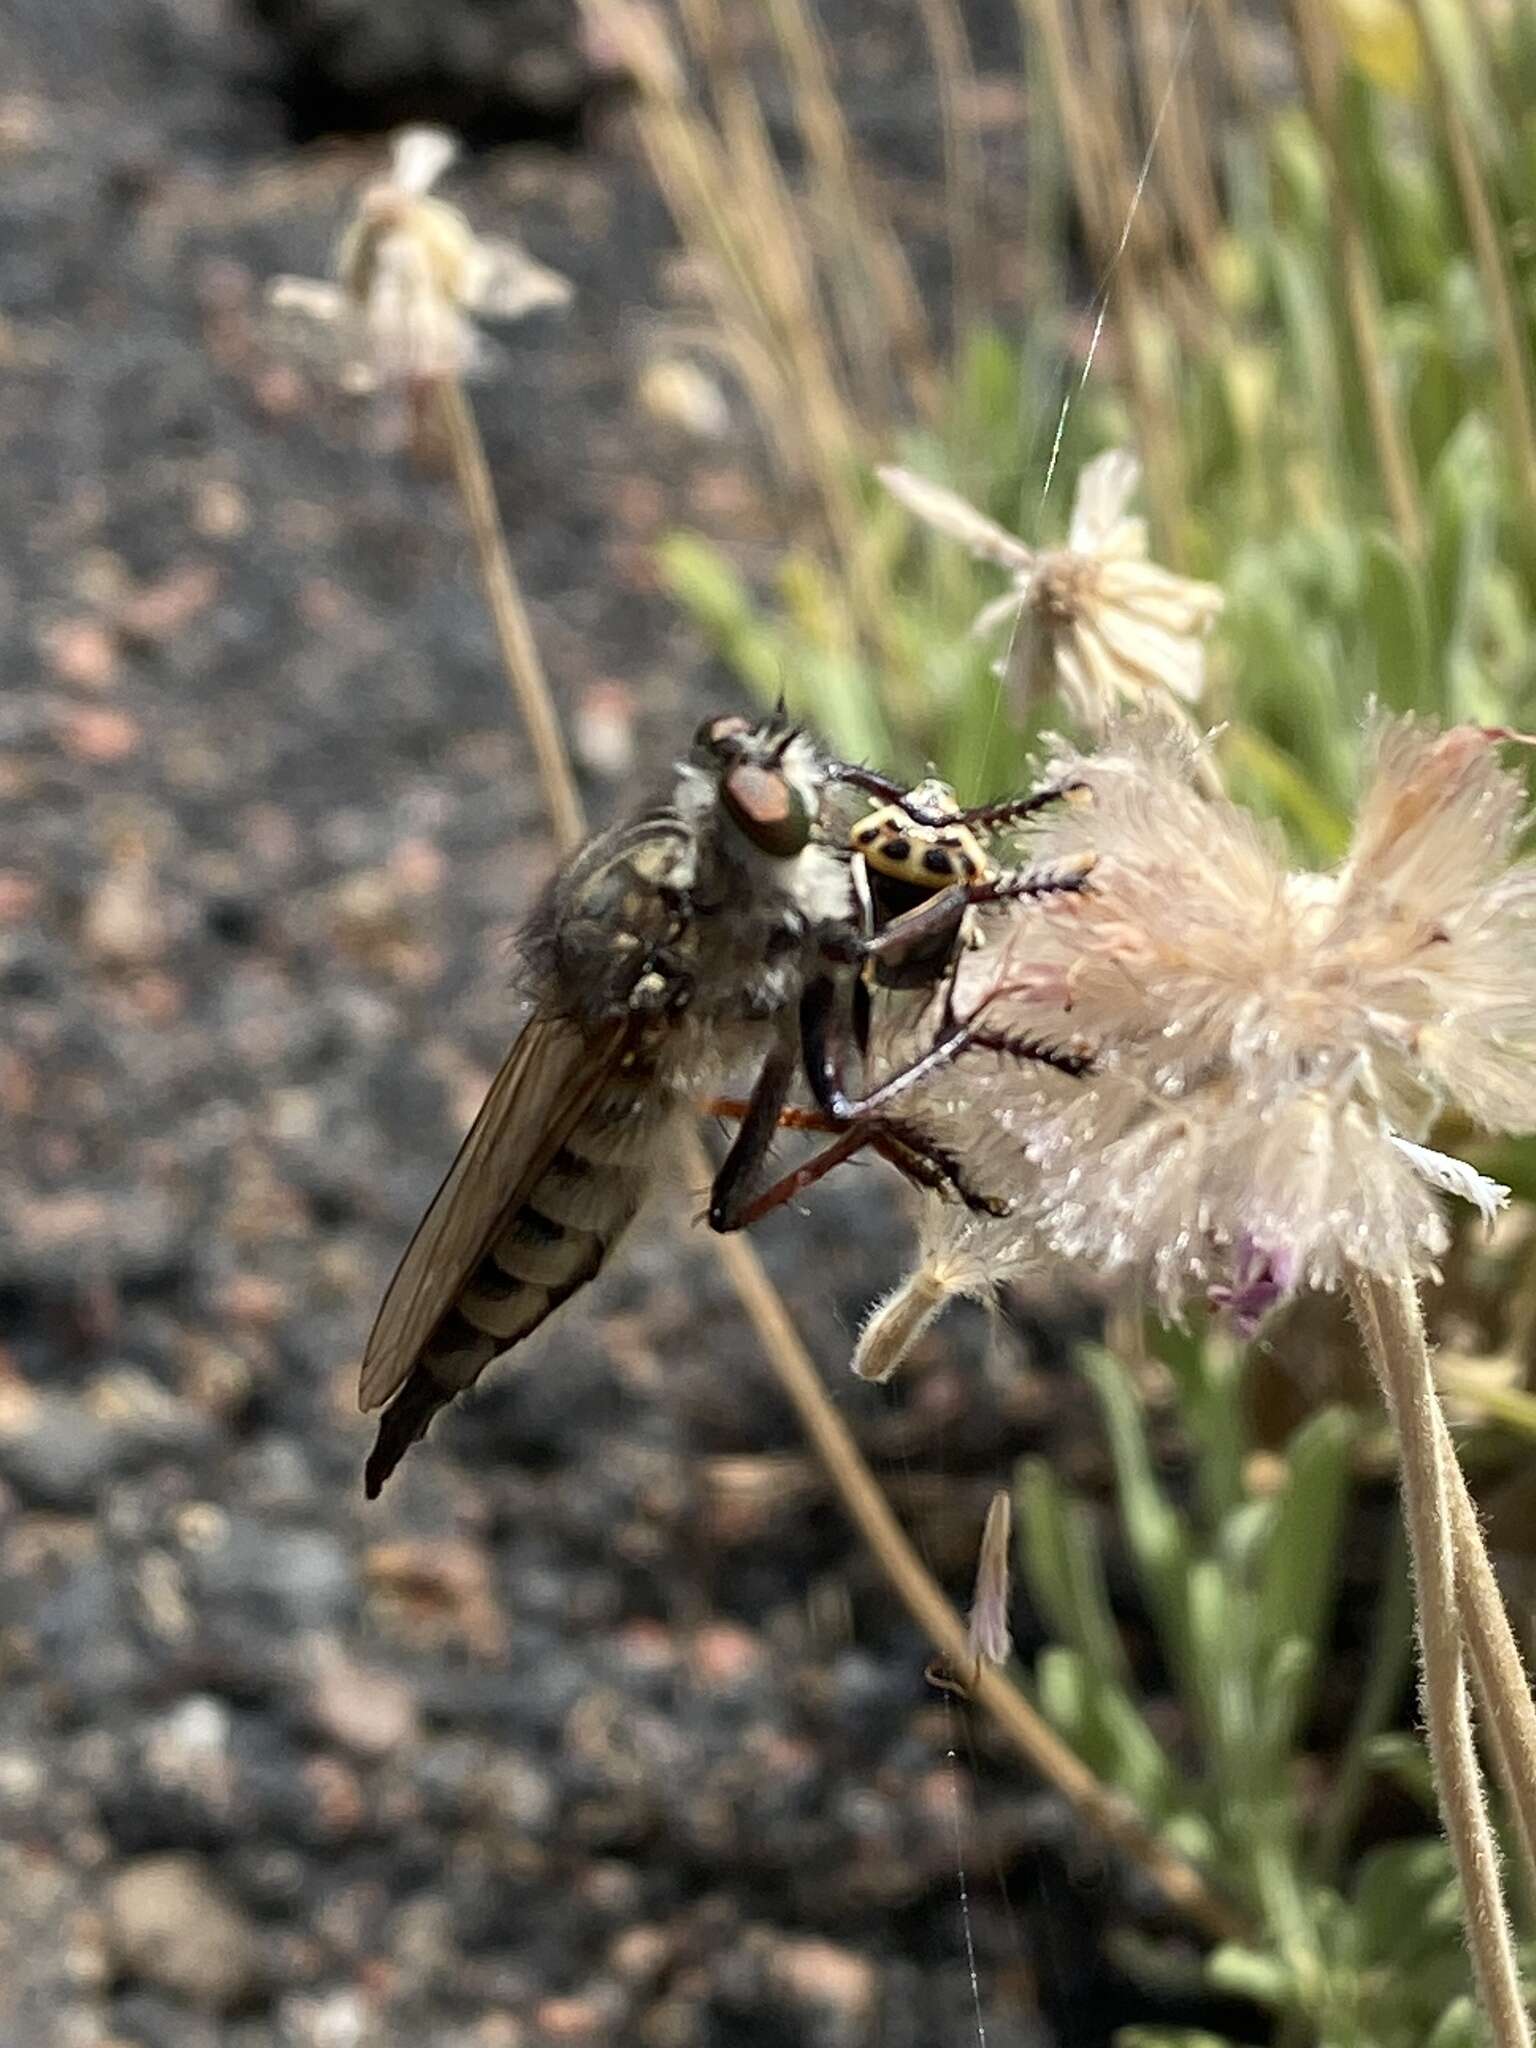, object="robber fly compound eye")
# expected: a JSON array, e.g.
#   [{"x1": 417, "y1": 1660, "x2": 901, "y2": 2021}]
[{"x1": 721, "y1": 762, "x2": 813, "y2": 858}]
